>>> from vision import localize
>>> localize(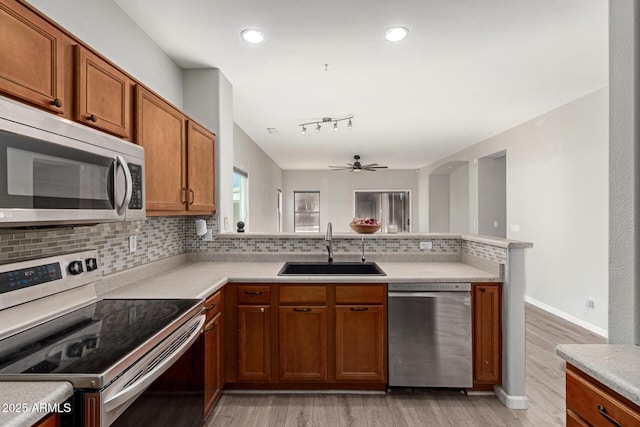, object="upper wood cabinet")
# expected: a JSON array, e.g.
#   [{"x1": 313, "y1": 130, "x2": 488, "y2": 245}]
[
  {"x1": 186, "y1": 120, "x2": 216, "y2": 212},
  {"x1": 0, "y1": 0, "x2": 65, "y2": 114},
  {"x1": 75, "y1": 45, "x2": 133, "y2": 139},
  {"x1": 472, "y1": 283, "x2": 501, "y2": 385},
  {"x1": 136, "y1": 86, "x2": 187, "y2": 212}
]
